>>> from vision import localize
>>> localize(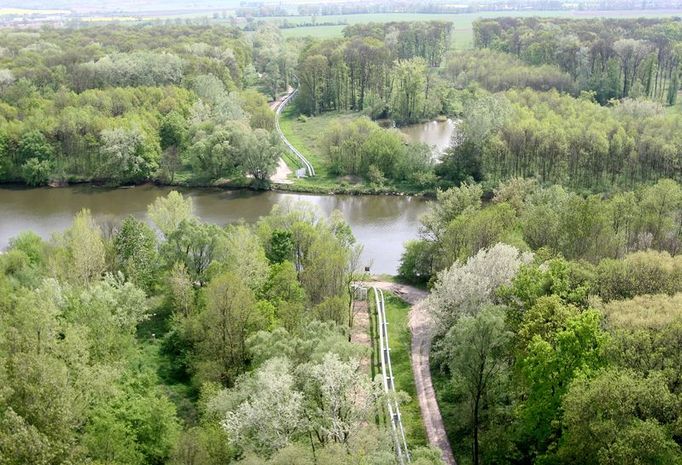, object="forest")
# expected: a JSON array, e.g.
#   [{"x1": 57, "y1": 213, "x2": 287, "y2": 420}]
[
  {"x1": 399, "y1": 177, "x2": 682, "y2": 464},
  {"x1": 0, "y1": 191, "x2": 444, "y2": 465},
  {"x1": 0, "y1": 24, "x2": 293, "y2": 186},
  {"x1": 2, "y1": 18, "x2": 682, "y2": 191}
]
